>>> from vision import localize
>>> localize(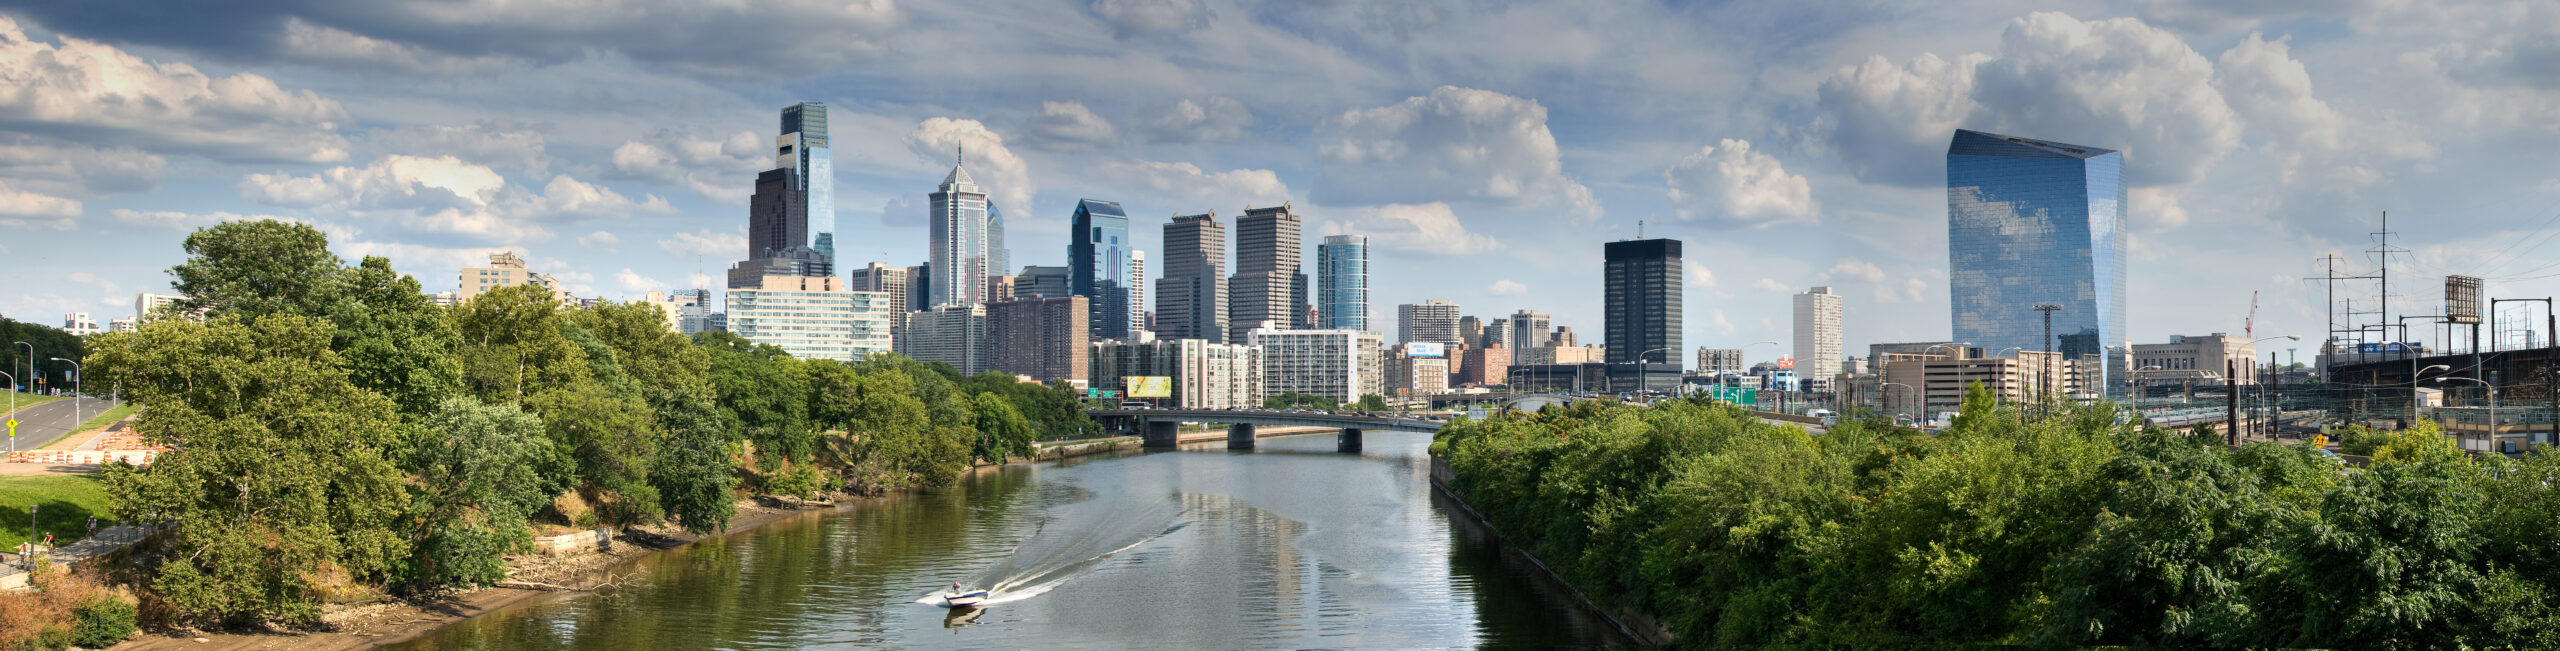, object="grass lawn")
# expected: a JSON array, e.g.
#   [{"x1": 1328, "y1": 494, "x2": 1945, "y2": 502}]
[
  {"x1": 1, "y1": 391, "x2": 63, "y2": 417},
  {"x1": 0, "y1": 474, "x2": 116, "y2": 549}
]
